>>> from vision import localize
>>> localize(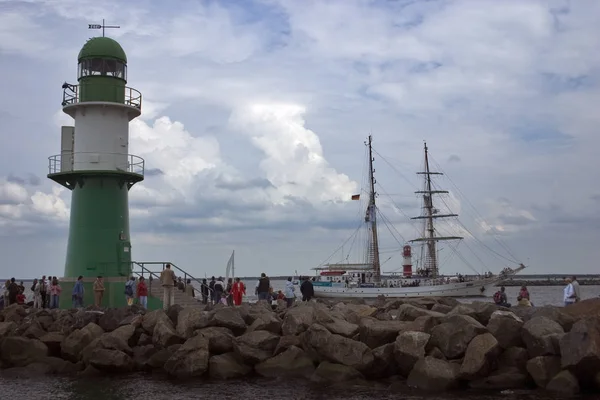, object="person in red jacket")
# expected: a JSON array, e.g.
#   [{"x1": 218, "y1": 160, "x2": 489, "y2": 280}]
[
  {"x1": 137, "y1": 277, "x2": 148, "y2": 309},
  {"x1": 231, "y1": 278, "x2": 246, "y2": 306}
]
